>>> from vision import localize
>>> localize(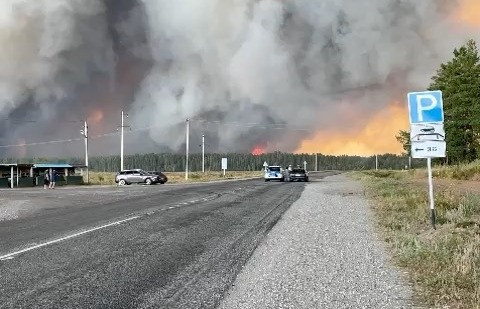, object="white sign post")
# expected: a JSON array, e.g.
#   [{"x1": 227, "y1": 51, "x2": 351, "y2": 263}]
[
  {"x1": 303, "y1": 161, "x2": 307, "y2": 171},
  {"x1": 263, "y1": 161, "x2": 269, "y2": 172},
  {"x1": 221, "y1": 158, "x2": 228, "y2": 177},
  {"x1": 408, "y1": 90, "x2": 445, "y2": 229}
]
